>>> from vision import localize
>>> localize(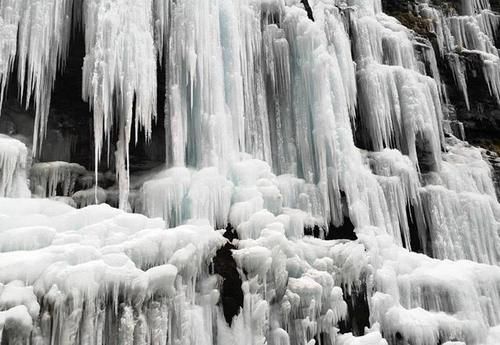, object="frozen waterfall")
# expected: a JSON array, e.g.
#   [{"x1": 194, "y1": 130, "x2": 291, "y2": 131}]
[{"x1": 1, "y1": 0, "x2": 500, "y2": 345}]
